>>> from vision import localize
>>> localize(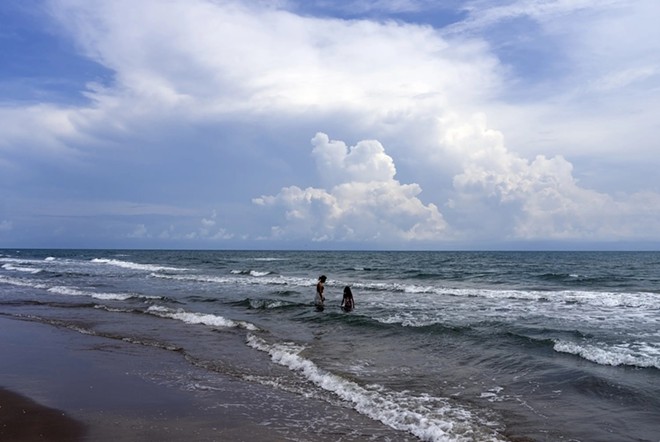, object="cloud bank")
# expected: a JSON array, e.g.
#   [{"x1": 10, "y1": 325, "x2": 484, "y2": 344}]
[{"x1": 0, "y1": 0, "x2": 659, "y2": 248}]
